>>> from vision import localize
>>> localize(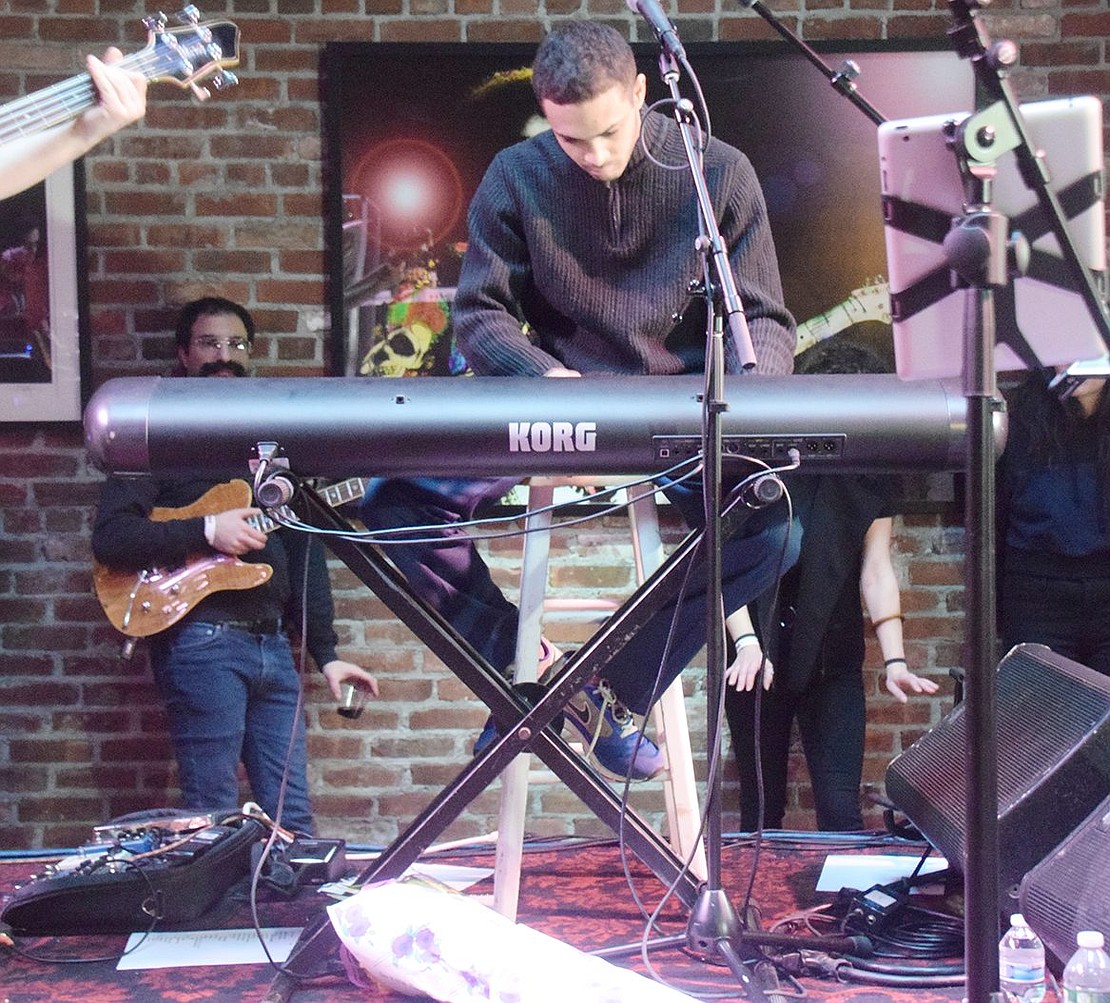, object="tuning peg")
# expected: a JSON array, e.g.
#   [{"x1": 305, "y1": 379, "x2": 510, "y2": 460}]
[
  {"x1": 142, "y1": 12, "x2": 169, "y2": 31},
  {"x1": 210, "y1": 70, "x2": 238, "y2": 91},
  {"x1": 175, "y1": 4, "x2": 201, "y2": 24},
  {"x1": 187, "y1": 71, "x2": 237, "y2": 101}
]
